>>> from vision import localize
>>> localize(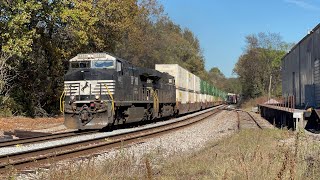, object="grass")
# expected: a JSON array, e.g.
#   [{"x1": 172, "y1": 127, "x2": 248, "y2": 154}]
[
  {"x1": 240, "y1": 96, "x2": 268, "y2": 111},
  {"x1": 158, "y1": 129, "x2": 320, "y2": 180},
  {"x1": 7, "y1": 129, "x2": 320, "y2": 180}
]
